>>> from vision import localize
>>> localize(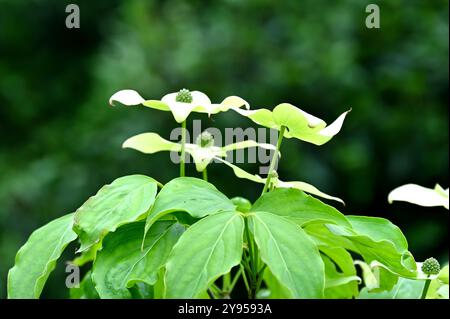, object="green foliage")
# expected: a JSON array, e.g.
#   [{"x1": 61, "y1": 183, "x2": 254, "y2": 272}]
[
  {"x1": 144, "y1": 177, "x2": 235, "y2": 240},
  {"x1": 249, "y1": 211, "x2": 324, "y2": 298},
  {"x1": 251, "y1": 188, "x2": 349, "y2": 227},
  {"x1": 2, "y1": 1, "x2": 448, "y2": 299},
  {"x1": 73, "y1": 175, "x2": 158, "y2": 252},
  {"x1": 7, "y1": 86, "x2": 444, "y2": 298},
  {"x1": 7, "y1": 214, "x2": 77, "y2": 298},
  {"x1": 165, "y1": 211, "x2": 244, "y2": 298},
  {"x1": 92, "y1": 221, "x2": 184, "y2": 298},
  {"x1": 3, "y1": 1, "x2": 448, "y2": 299}
]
